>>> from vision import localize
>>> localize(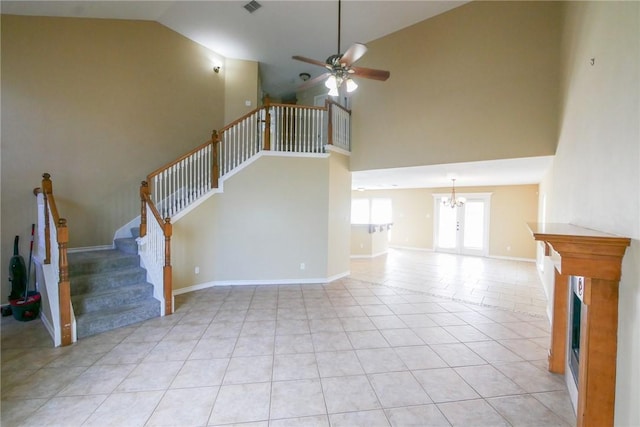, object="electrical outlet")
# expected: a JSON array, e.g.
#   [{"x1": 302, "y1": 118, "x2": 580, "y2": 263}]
[
  {"x1": 195, "y1": 266, "x2": 200, "y2": 274},
  {"x1": 300, "y1": 263, "x2": 306, "y2": 270}
]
